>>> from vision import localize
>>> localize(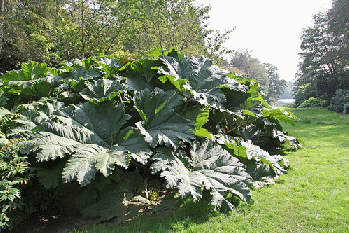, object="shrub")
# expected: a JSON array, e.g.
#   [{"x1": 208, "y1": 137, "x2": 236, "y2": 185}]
[
  {"x1": 0, "y1": 138, "x2": 30, "y2": 230},
  {"x1": 0, "y1": 49, "x2": 300, "y2": 227},
  {"x1": 294, "y1": 83, "x2": 317, "y2": 107},
  {"x1": 299, "y1": 97, "x2": 326, "y2": 108},
  {"x1": 328, "y1": 89, "x2": 349, "y2": 113}
]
